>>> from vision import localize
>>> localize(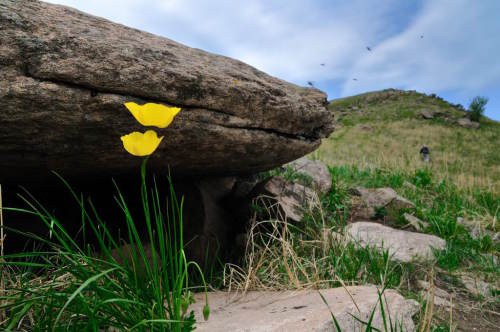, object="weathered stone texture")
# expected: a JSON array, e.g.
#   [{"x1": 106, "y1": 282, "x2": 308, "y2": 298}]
[{"x1": 0, "y1": 0, "x2": 334, "y2": 182}]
